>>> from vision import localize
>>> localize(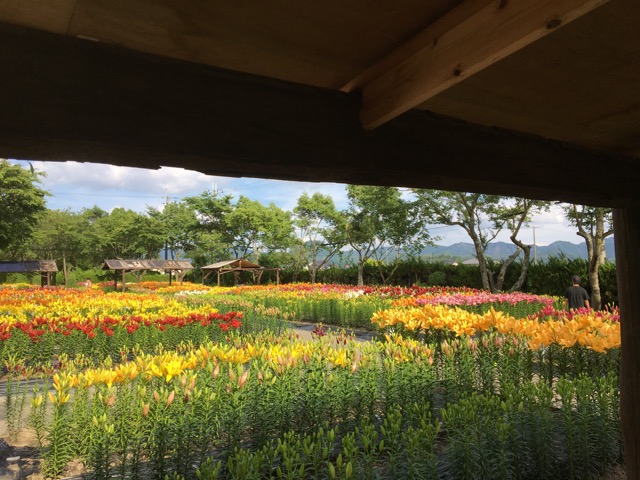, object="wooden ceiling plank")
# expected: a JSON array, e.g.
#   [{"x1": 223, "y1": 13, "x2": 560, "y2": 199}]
[
  {"x1": 1, "y1": 22, "x2": 638, "y2": 209},
  {"x1": 0, "y1": 0, "x2": 78, "y2": 35},
  {"x1": 359, "y1": 0, "x2": 609, "y2": 129}
]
